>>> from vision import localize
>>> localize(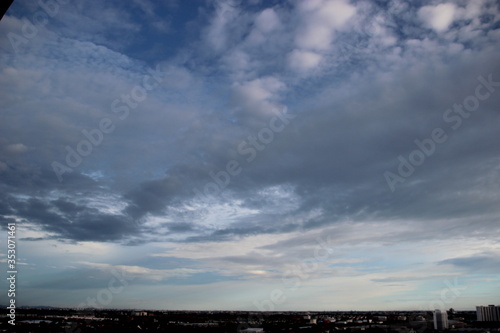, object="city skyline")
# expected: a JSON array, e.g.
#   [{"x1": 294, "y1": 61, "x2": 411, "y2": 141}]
[{"x1": 1, "y1": 0, "x2": 500, "y2": 311}]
